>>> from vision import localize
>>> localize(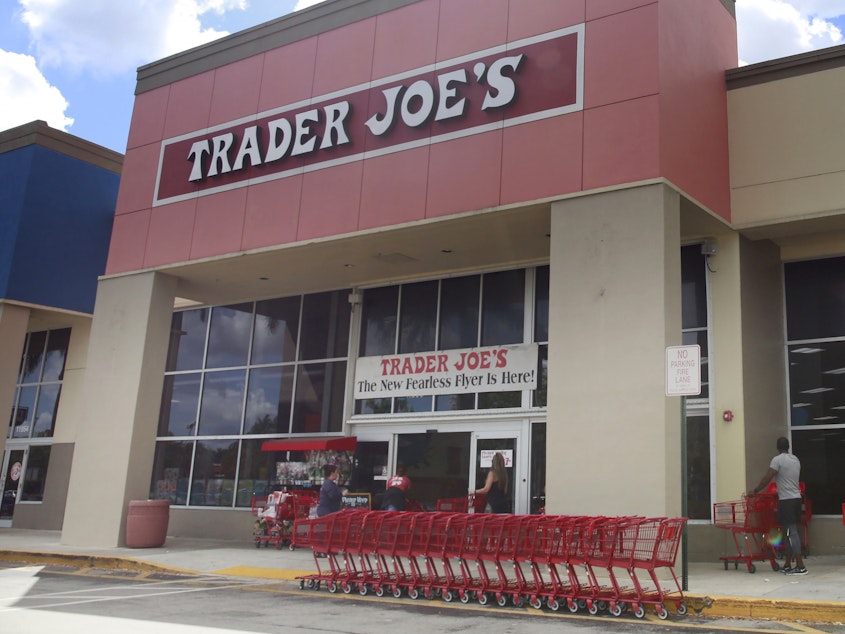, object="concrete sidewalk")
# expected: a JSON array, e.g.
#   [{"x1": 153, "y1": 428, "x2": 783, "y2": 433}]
[{"x1": 1, "y1": 528, "x2": 844, "y2": 624}]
